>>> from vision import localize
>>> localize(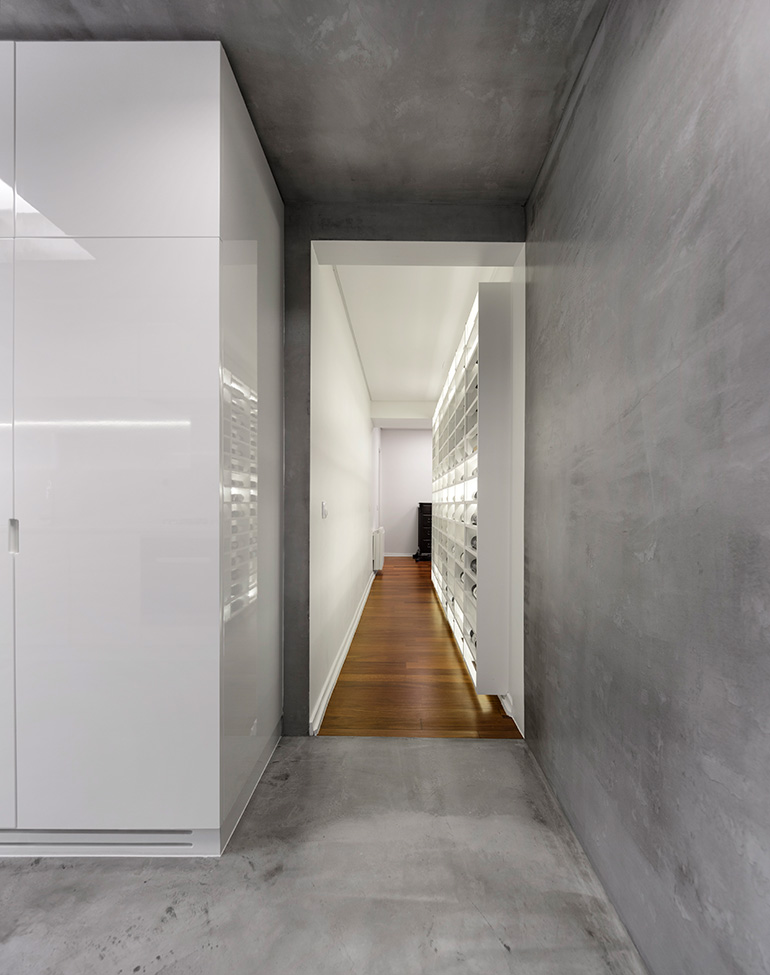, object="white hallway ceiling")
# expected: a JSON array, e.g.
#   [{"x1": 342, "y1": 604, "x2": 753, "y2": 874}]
[{"x1": 333, "y1": 264, "x2": 501, "y2": 404}]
